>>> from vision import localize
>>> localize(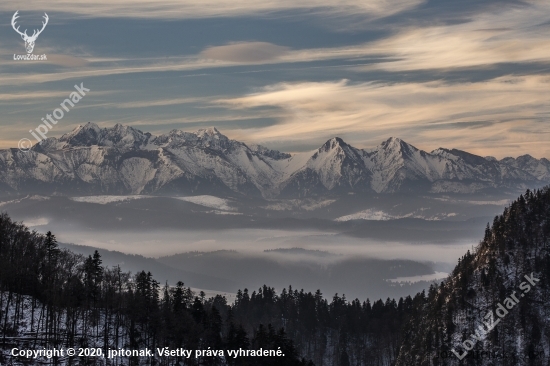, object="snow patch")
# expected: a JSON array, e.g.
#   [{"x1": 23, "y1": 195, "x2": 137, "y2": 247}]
[
  {"x1": 29, "y1": 195, "x2": 51, "y2": 201},
  {"x1": 175, "y1": 195, "x2": 235, "y2": 211},
  {"x1": 335, "y1": 209, "x2": 458, "y2": 221},
  {"x1": 335, "y1": 209, "x2": 395, "y2": 221},
  {"x1": 206, "y1": 210, "x2": 243, "y2": 216},
  {"x1": 0, "y1": 195, "x2": 50, "y2": 207},
  {"x1": 433, "y1": 197, "x2": 511, "y2": 205},
  {"x1": 70, "y1": 195, "x2": 151, "y2": 204},
  {"x1": 263, "y1": 199, "x2": 336, "y2": 211},
  {"x1": 387, "y1": 271, "x2": 448, "y2": 283}
]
